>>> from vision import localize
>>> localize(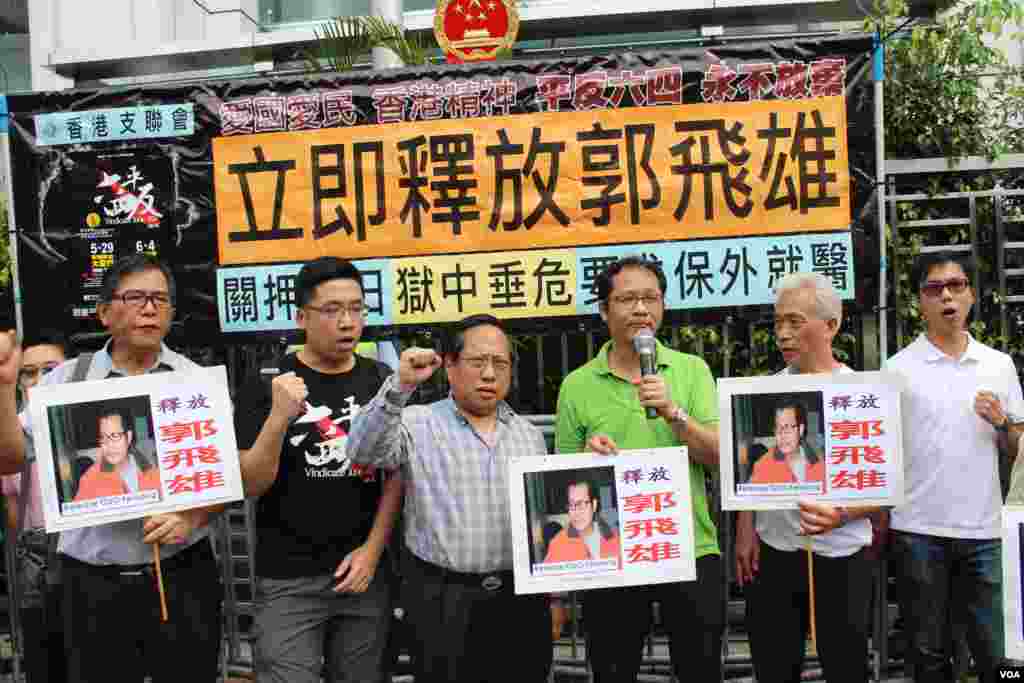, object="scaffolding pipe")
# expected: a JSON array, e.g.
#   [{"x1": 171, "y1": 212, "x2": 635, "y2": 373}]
[{"x1": 874, "y1": 35, "x2": 887, "y2": 366}]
